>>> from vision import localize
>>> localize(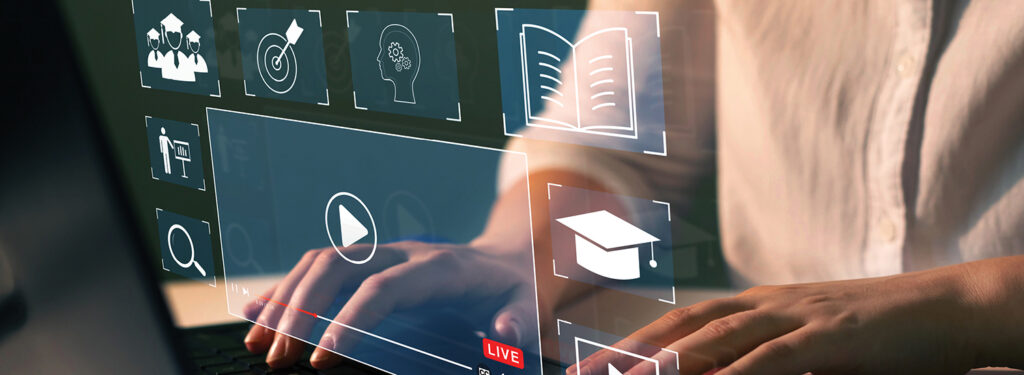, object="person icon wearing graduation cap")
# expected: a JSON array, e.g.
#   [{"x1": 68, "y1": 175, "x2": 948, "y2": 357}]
[
  {"x1": 146, "y1": 28, "x2": 162, "y2": 68},
  {"x1": 158, "y1": 13, "x2": 196, "y2": 82},
  {"x1": 186, "y1": 30, "x2": 208, "y2": 74}
]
